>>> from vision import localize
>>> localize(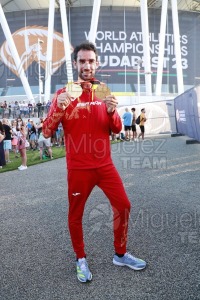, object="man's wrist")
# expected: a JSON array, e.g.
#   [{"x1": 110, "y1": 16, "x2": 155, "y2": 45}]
[
  {"x1": 55, "y1": 104, "x2": 65, "y2": 112},
  {"x1": 107, "y1": 109, "x2": 116, "y2": 116}
]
